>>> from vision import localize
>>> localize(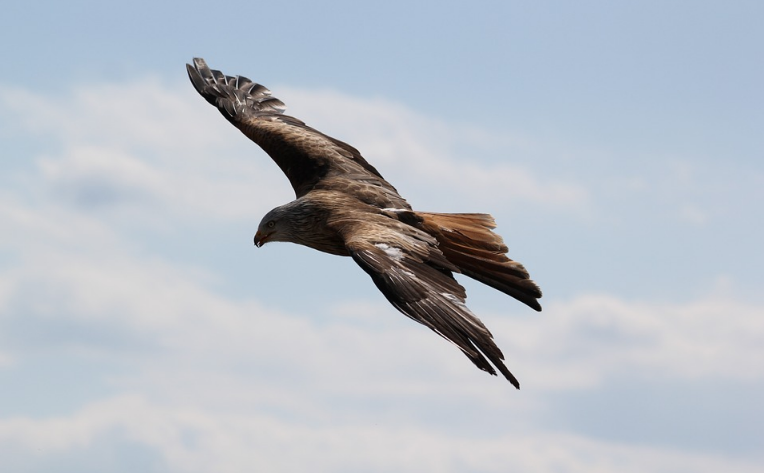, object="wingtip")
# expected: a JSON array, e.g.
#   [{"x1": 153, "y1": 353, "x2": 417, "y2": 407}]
[
  {"x1": 494, "y1": 367, "x2": 520, "y2": 389},
  {"x1": 185, "y1": 62, "x2": 197, "y2": 80},
  {"x1": 185, "y1": 58, "x2": 289, "y2": 118},
  {"x1": 186, "y1": 62, "x2": 206, "y2": 96},
  {"x1": 506, "y1": 370, "x2": 521, "y2": 389},
  {"x1": 186, "y1": 57, "x2": 206, "y2": 76}
]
